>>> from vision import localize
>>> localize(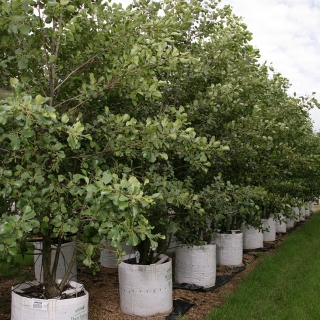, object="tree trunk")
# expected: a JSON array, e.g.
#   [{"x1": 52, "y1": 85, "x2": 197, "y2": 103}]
[
  {"x1": 42, "y1": 235, "x2": 60, "y2": 298},
  {"x1": 137, "y1": 239, "x2": 151, "y2": 265}
]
